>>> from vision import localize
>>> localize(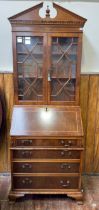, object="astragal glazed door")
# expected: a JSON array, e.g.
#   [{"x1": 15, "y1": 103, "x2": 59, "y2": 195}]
[
  {"x1": 15, "y1": 33, "x2": 47, "y2": 105},
  {"x1": 14, "y1": 32, "x2": 81, "y2": 105},
  {"x1": 47, "y1": 33, "x2": 81, "y2": 105}
]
